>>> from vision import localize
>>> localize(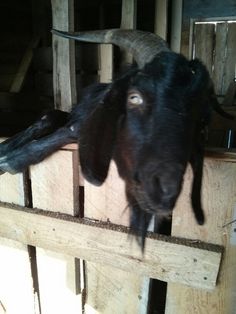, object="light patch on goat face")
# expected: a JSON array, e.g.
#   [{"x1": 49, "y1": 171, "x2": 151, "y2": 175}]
[
  {"x1": 127, "y1": 91, "x2": 143, "y2": 108},
  {"x1": 70, "y1": 125, "x2": 75, "y2": 132}
]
